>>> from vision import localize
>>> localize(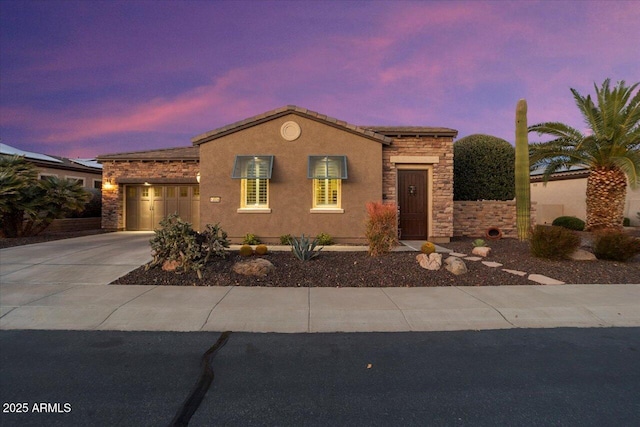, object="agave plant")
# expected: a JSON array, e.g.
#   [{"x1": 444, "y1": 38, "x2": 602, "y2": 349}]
[{"x1": 290, "y1": 234, "x2": 322, "y2": 261}]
